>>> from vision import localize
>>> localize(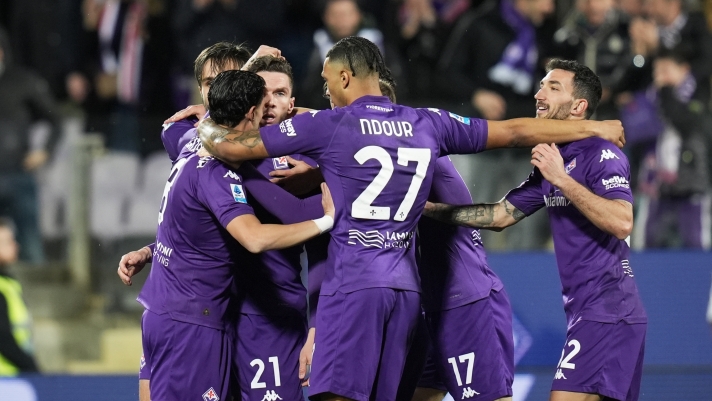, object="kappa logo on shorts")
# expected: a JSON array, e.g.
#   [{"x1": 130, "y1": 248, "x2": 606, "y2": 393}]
[
  {"x1": 260, "y1": 390, "x2": 283, "y2": 401},
  {"x1": 202, "y1": 387, "x2": 219, "y2": 401},
  {"x1": 272, "y1": 156, "x2": 289, "y2": 170},
  {"x1": 554, "y1": 369, "x2": 568, "y2": 380},
  {"x1": 462, "y1": 387, "x2": 480, "y2": 399}
]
